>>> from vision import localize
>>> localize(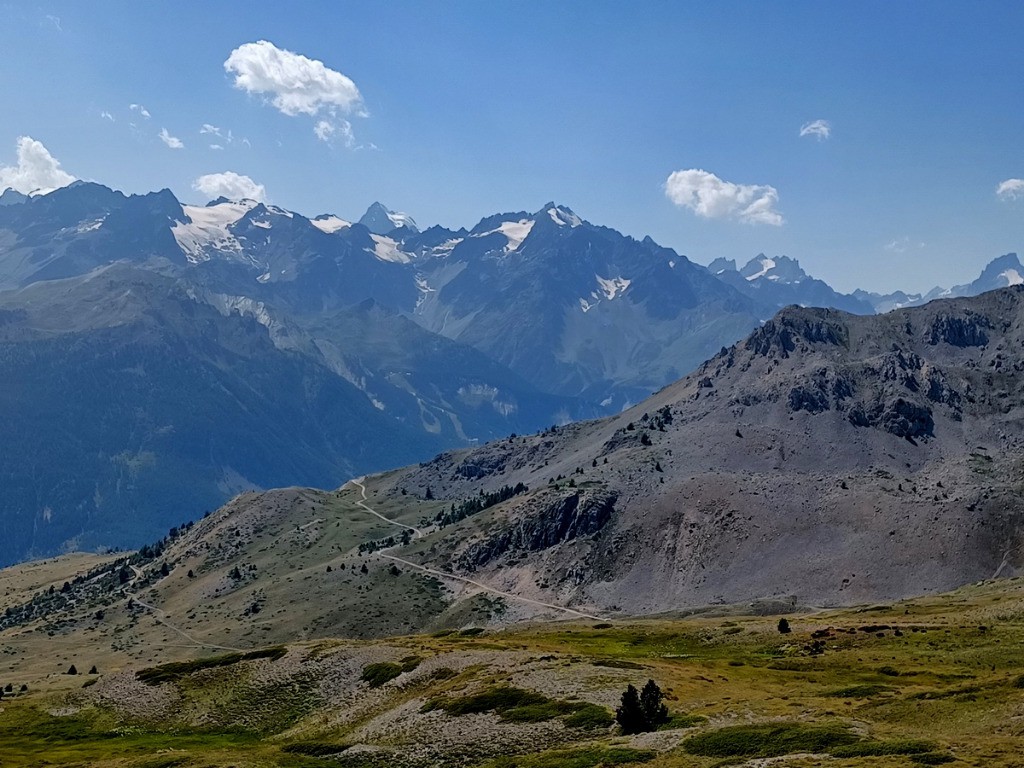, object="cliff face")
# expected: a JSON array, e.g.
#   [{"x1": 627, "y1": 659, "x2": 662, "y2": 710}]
[{"x1": 456, "y1": 490, "x2": 617, "y2": 570}]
